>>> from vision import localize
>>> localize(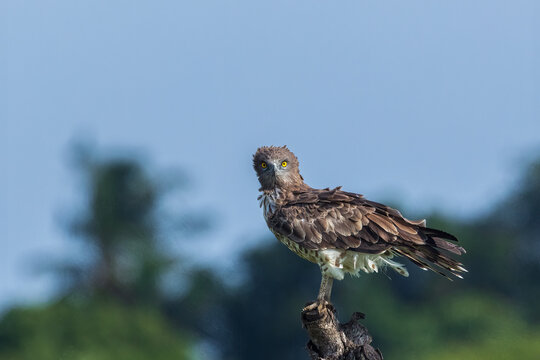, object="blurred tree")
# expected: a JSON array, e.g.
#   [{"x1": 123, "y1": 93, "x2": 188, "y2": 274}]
[
  {"x1": 219, "y1": 242, "x2": 320, "y2": 360},
  {"x1": 55, "y1": 145, "x2": 209, "y2": 305},
  {"x1": 162, "y1": 242, "x2": 318, "y2": 360},
  {"x1": 490, "y1": 158, "x2": 540, "y2": 321},
  {"x1": 72, "y1": 157, "x2": 164, "y2": 302},
  {"x1": 0, "y1": 144, "x2": 210, "y2": 359},
  {"x1": 163, "y1": 269, "x2": 230, "y2": 350}
]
